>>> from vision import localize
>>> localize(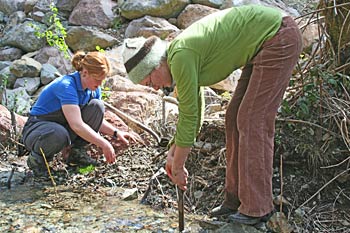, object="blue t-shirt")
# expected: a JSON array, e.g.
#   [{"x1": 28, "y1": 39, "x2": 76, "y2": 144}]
[{"x1": 30, "y1": 71, "x2": 101, "y2": 116}]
